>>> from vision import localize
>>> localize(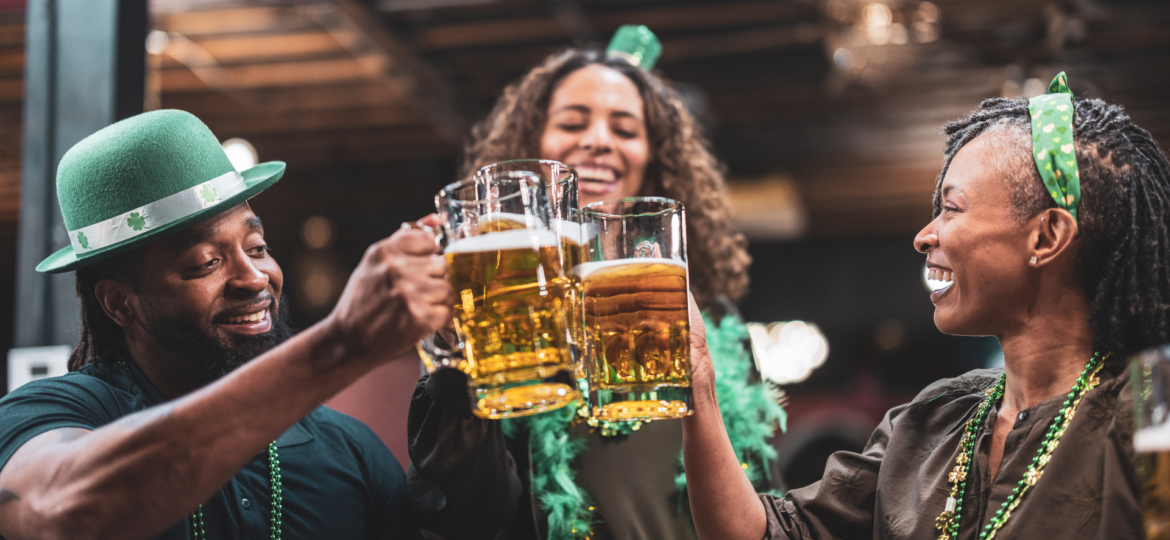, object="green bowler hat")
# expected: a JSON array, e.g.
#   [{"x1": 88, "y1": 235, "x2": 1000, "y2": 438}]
[{"x1": 36, "y1": 109, "x2": 285, "y2": 274}]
